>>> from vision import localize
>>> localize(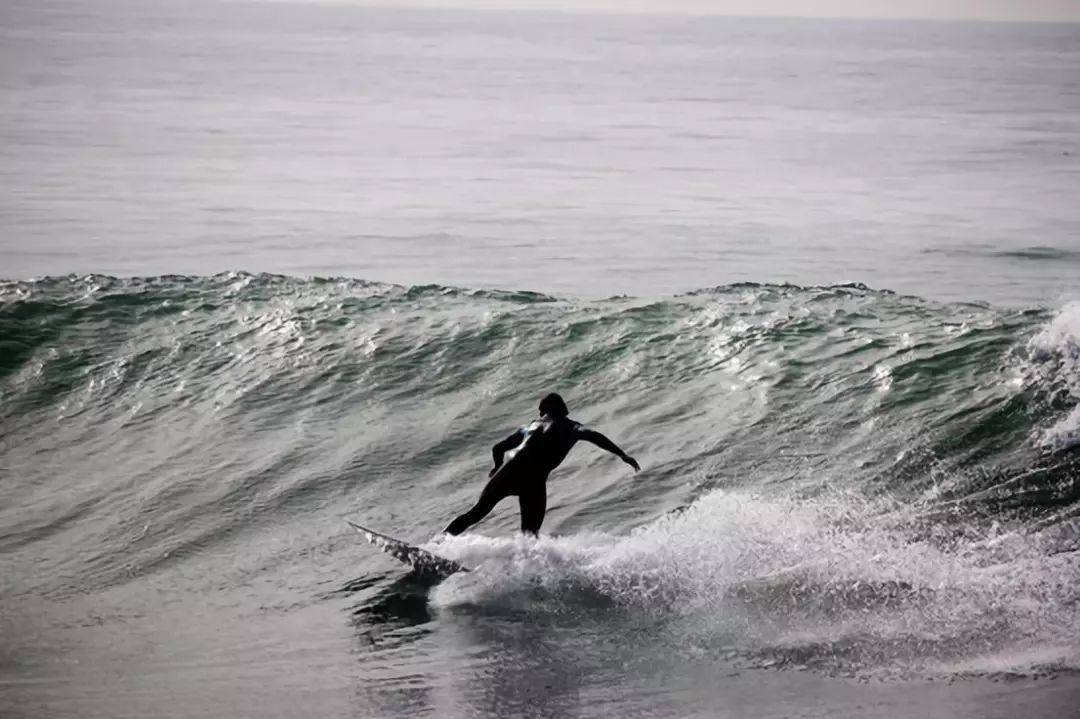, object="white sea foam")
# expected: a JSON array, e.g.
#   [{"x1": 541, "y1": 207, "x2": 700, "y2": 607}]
[
  {"x1": 1027, "y1": 303, "x2": 1080, "y2": 452},
  {"x1": 428, "y1": 488, "x2": 1080, "y2": 676}
]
